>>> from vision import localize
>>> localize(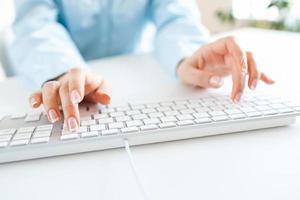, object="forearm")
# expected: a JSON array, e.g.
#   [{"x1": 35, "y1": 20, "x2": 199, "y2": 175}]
[
  {"x1": 152, "y1": 0, "x2": 210, "y2": 77},
  {"x1": 7, "y1": 0, "x2": 87, "y2": 88}
]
